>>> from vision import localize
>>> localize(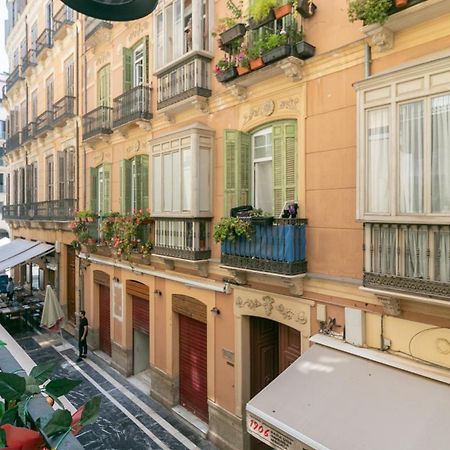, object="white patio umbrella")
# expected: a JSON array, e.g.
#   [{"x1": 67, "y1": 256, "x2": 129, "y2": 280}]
[{"x1": 41, "y1": 285, "x2": 65, "y2": 341}]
